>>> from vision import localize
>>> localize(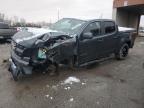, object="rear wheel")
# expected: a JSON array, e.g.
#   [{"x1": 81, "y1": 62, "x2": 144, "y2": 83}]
[{"x1": 115, "y1": 43, "x2": 129, "y2": 60}]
